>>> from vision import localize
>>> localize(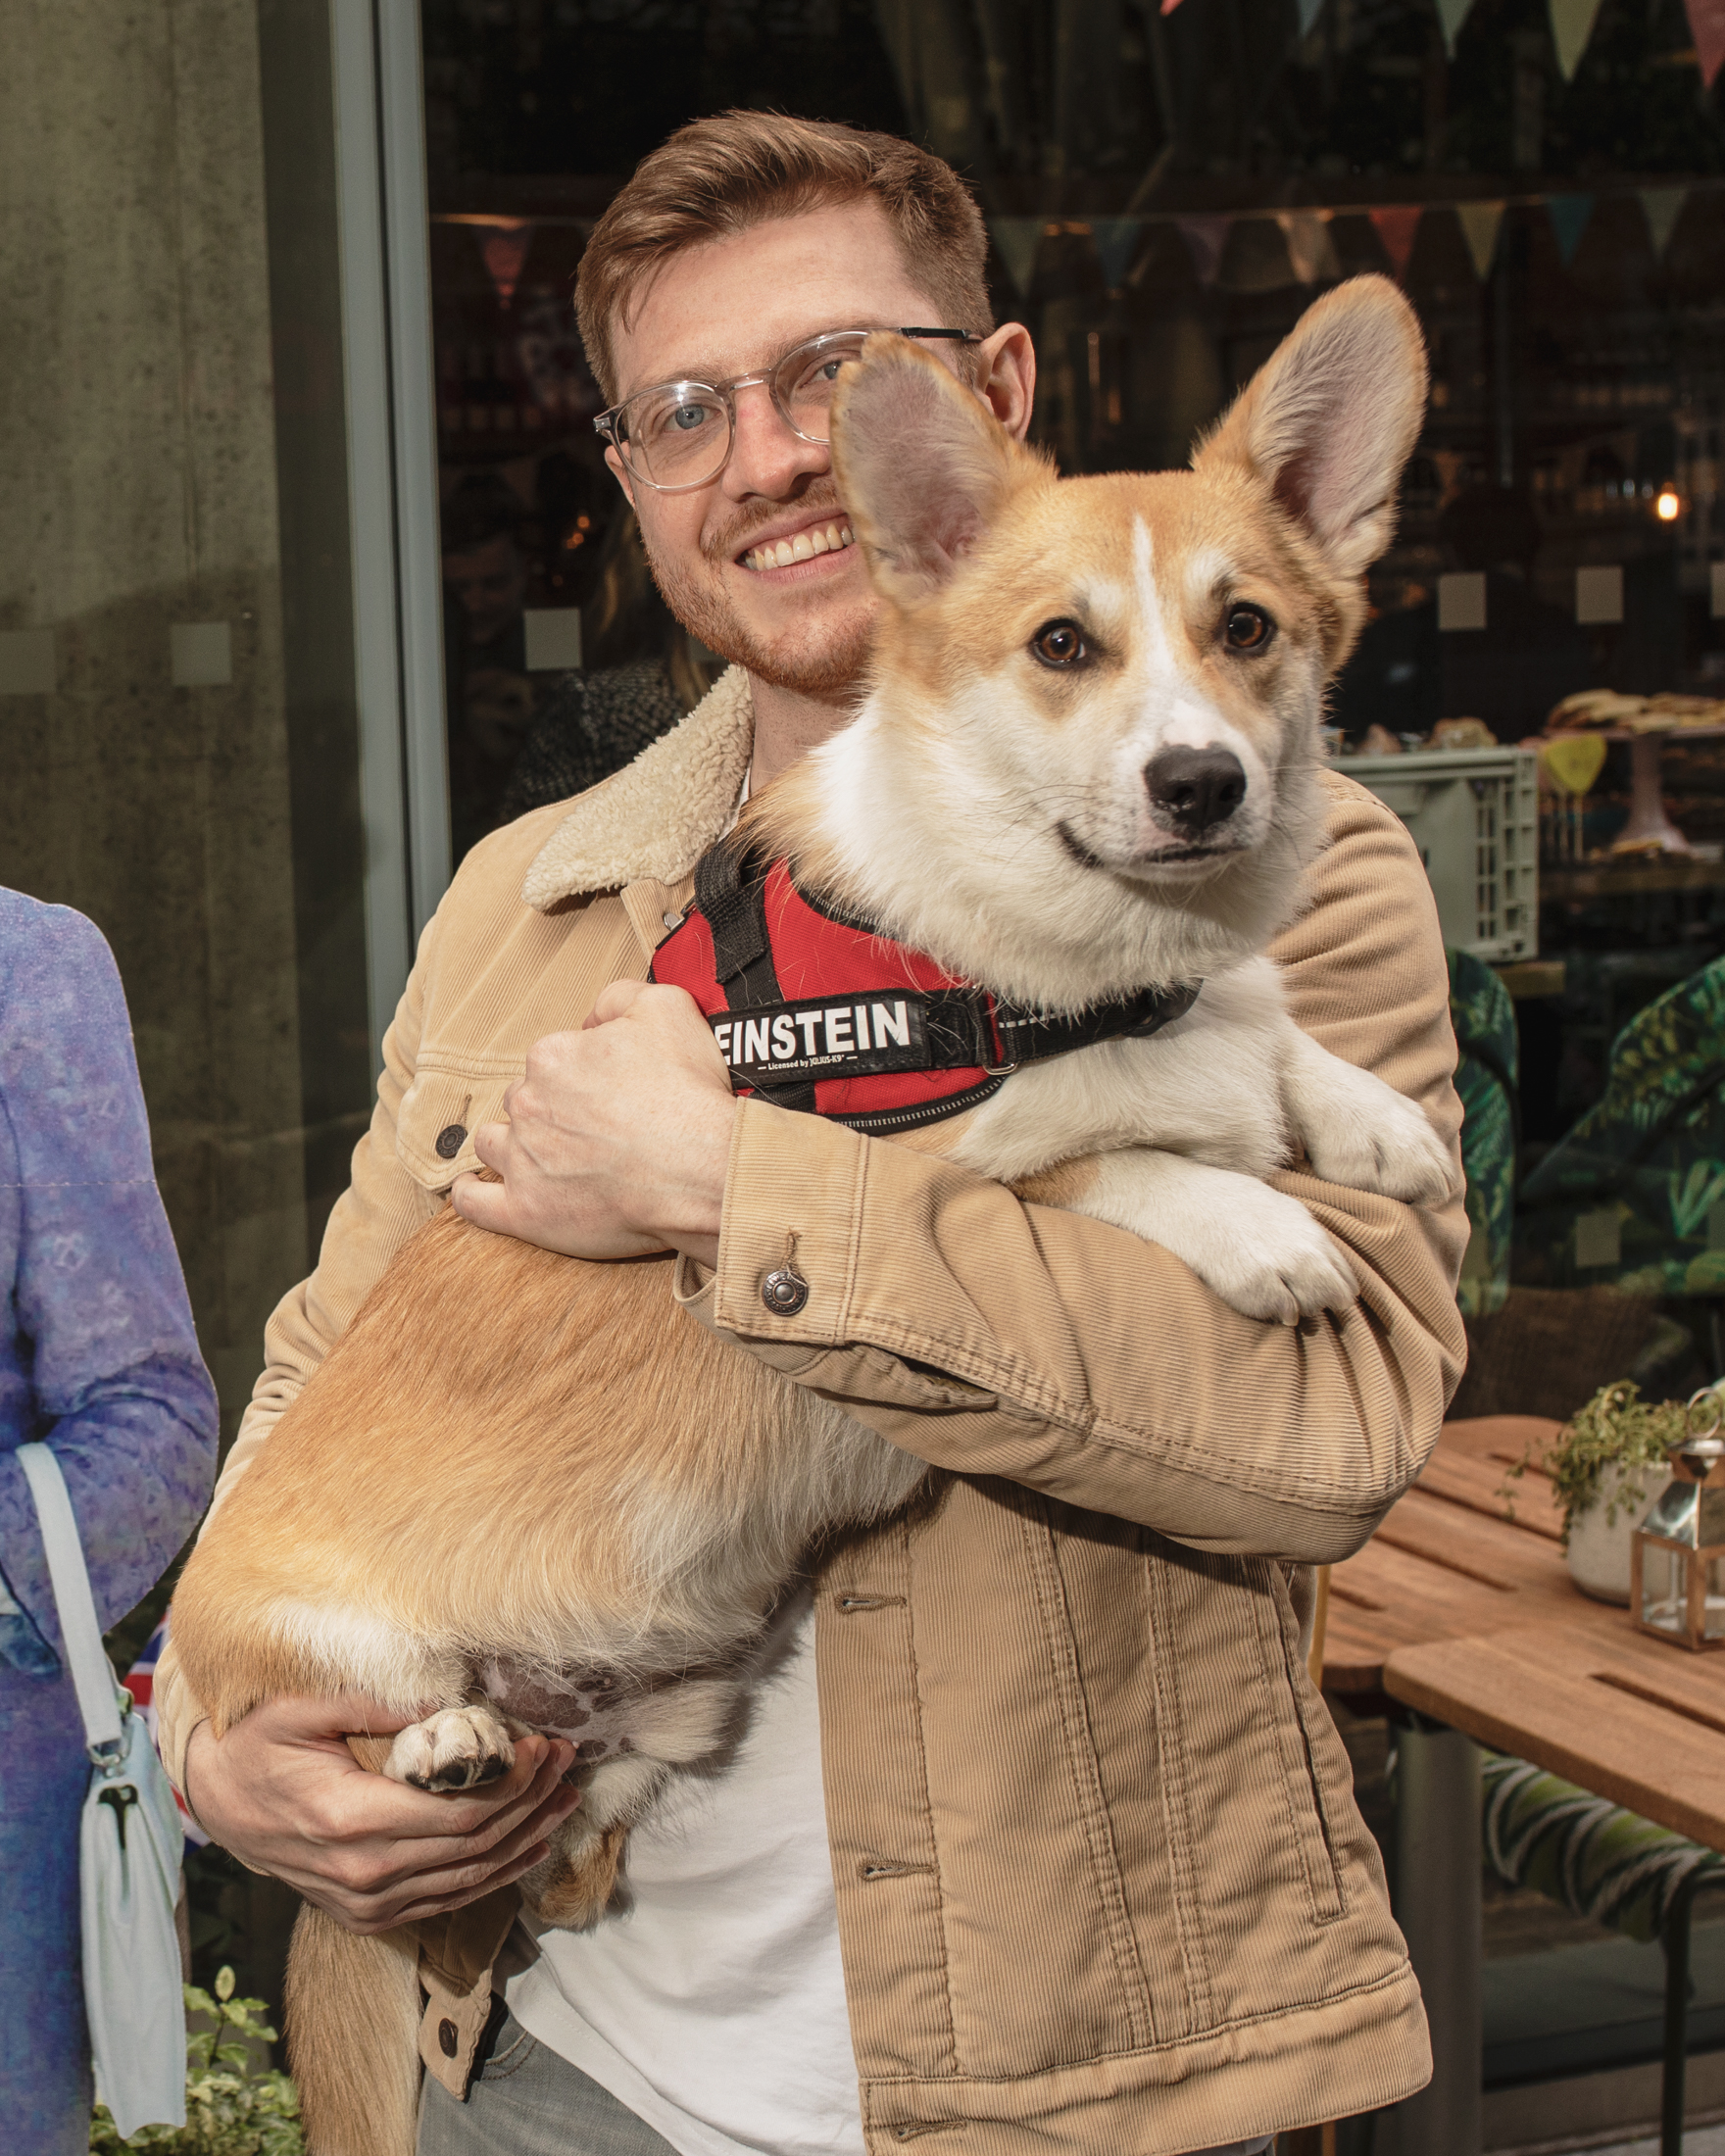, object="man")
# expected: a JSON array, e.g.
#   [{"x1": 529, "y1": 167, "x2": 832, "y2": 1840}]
[{"x1": 159, "y1": 113, "x2": 1466, "y2": 2156}]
